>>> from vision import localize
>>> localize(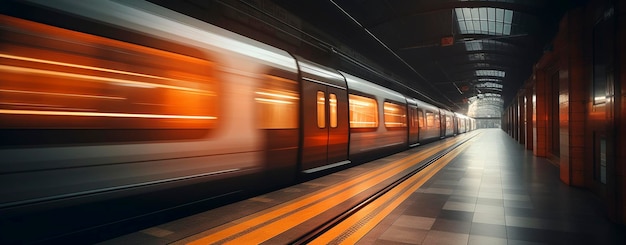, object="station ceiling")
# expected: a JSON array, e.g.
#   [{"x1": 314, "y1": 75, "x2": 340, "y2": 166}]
[{"x1": 271, "y1": 0, "x2": 582, "y2": 112}]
